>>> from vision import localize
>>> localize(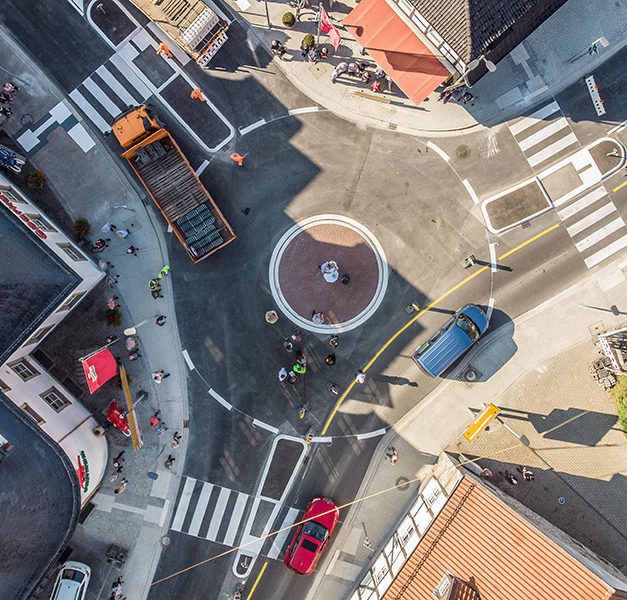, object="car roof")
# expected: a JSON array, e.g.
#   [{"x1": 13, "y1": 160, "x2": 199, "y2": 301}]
[
  {"x1": 304, "y1": 497, "x2": 338, "y2": 530},
  {"x1": 54, "y1": 580, "x2": 82, "y2": 600}
]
